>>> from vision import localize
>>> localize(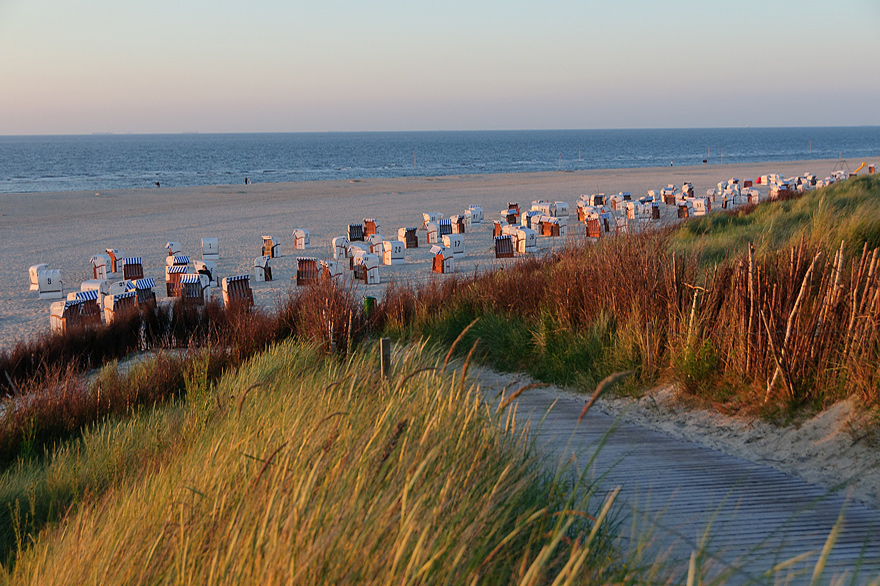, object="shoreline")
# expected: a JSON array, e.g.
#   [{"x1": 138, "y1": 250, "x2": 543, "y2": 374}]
[{"x1": 0, "y1": 157, "x2": 866, "y2": 350}]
